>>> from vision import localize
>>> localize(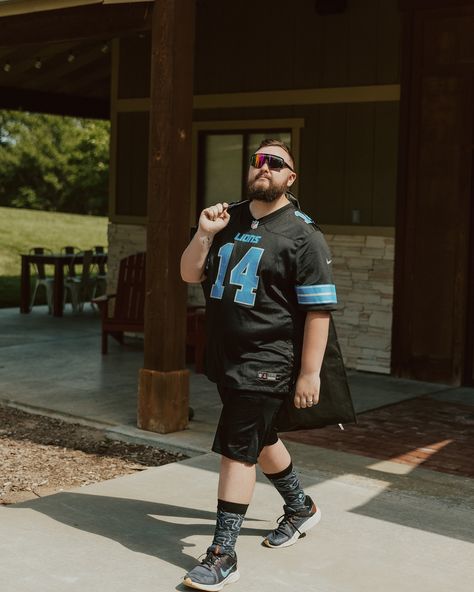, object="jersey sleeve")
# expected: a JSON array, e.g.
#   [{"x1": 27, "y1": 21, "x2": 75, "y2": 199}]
[{"x1": 295, "y1": 230, "x2": 338, "y2": 311}]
